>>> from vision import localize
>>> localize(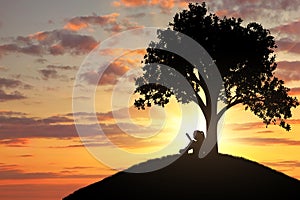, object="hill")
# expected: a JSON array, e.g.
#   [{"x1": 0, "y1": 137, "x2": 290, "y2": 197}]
[{"x1": 63, "y1": 153, "x2": 300, "y2": 199}]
